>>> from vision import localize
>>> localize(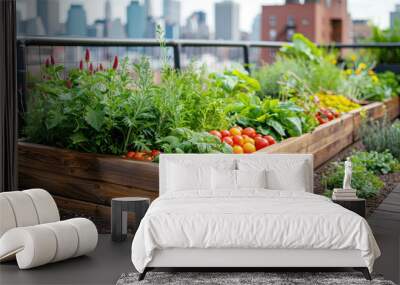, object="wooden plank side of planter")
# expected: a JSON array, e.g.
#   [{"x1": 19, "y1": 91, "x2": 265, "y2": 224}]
[
  {"x1": 307, "y1": 114, "x2": 354, "y2": 154},
  {"x1": 363, "y1": 102, "x2": 386, "y2": 120},
  {"x1": 312, "y1": 131, "x2": 354, "y2": 168},
  {"x1": 18, "y1": 142, "x2": 159, "y2": 192},
  {"x1": 19, "y1": 165, "x2": 158, "y2": 205},
  {"x1": 54, "y1": 195, "x2": 112, "y2": 223},
  {"x1": 384, "y1": 97, "x2": 400, "y2": 120},
  {"x1": 257, "y1": 134, "x2": 310, "y2": 154}
]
